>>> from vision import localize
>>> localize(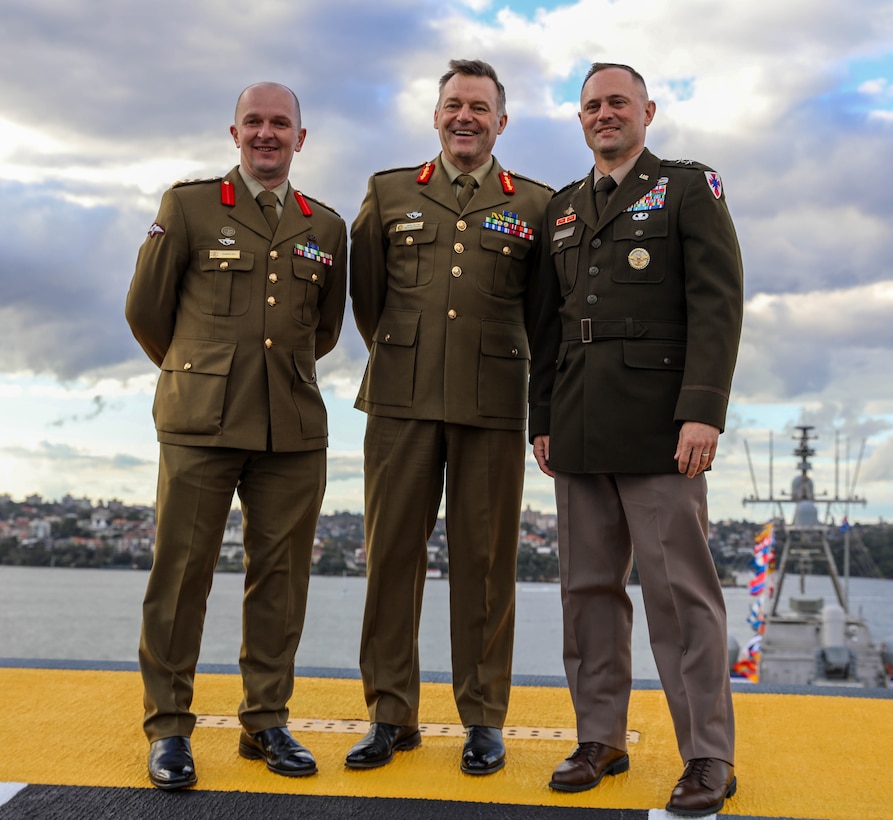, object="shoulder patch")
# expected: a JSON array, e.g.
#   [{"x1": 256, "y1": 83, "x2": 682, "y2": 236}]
[
  {"x1": 171, "y1": 176, "x2": 222, "y2": 189},
  {"x1": 507, "y1": 170, "x2": 554, "y2": 192}
]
